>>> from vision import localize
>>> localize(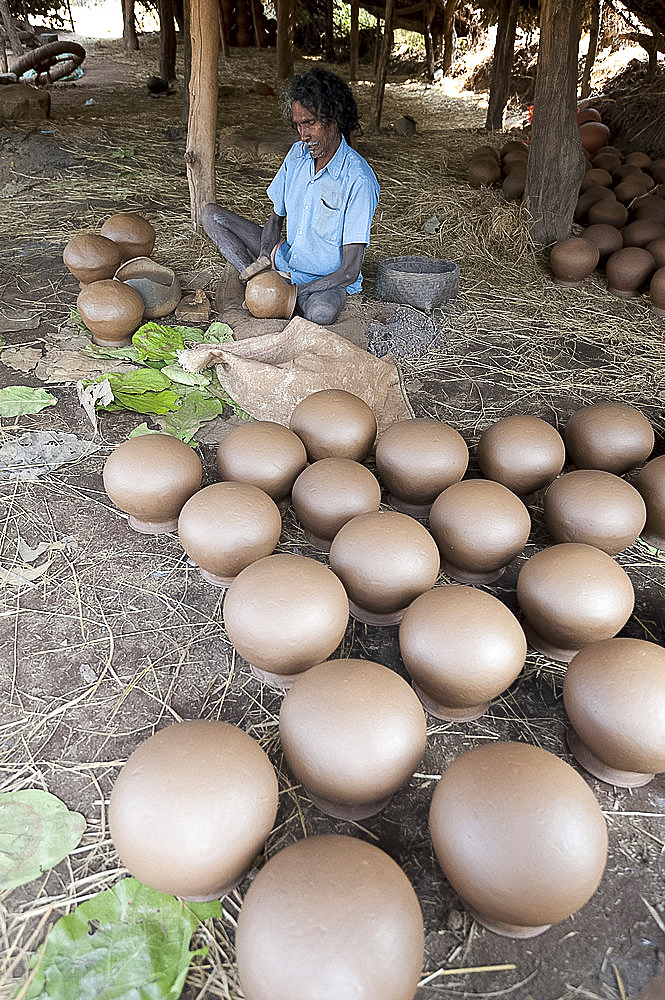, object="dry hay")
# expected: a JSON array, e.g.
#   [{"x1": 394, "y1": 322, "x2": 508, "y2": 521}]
[{"x1": 596, "y1": 63, "x2": 665, "y2": 155}]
